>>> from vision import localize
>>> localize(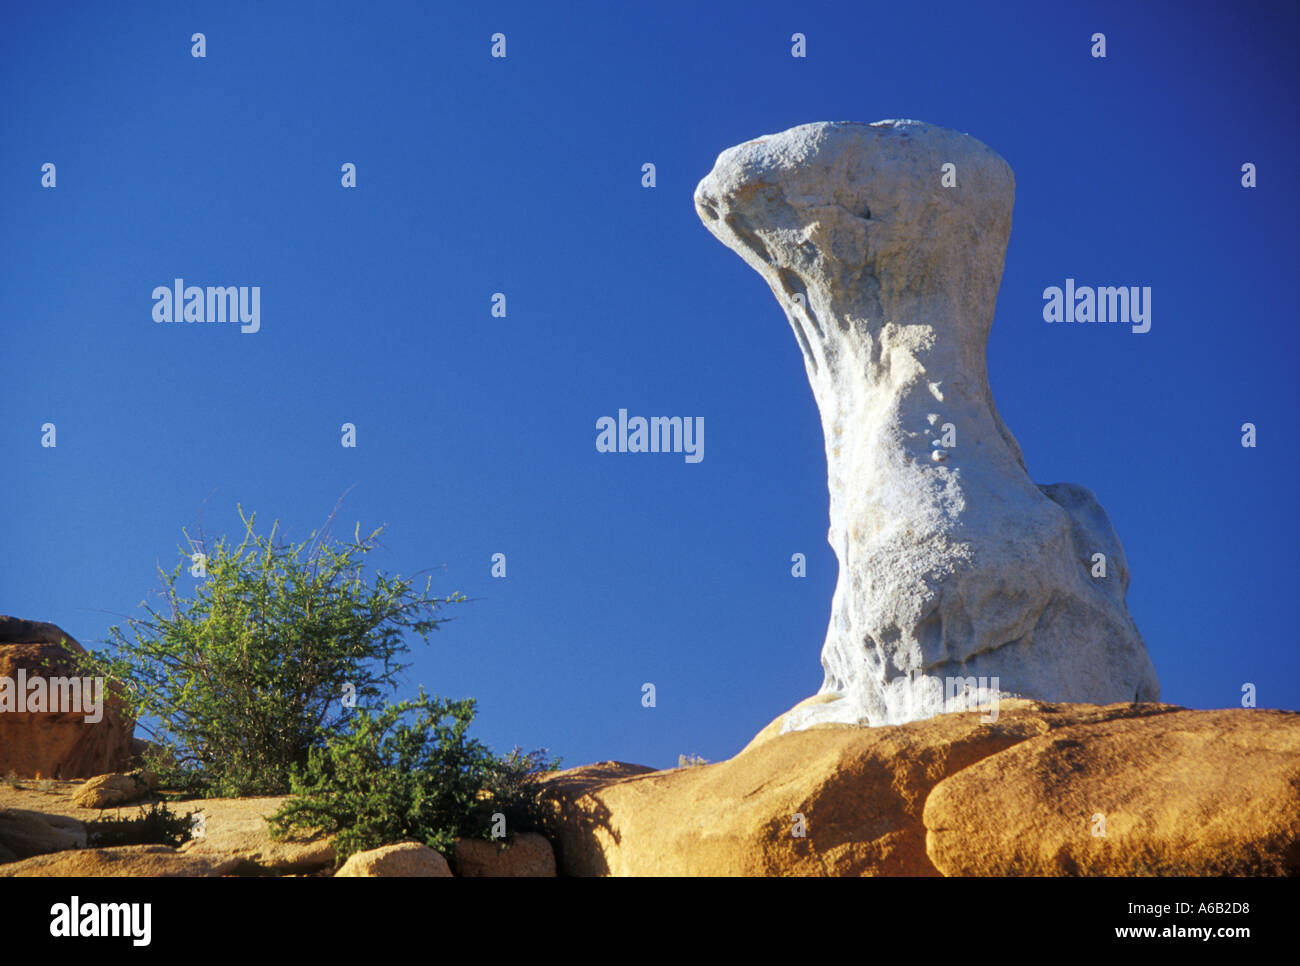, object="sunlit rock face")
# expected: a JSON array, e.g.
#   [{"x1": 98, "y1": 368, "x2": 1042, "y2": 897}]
[{"x1": 695, "y1": 121, "x2": 1160, "y2": 728}]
